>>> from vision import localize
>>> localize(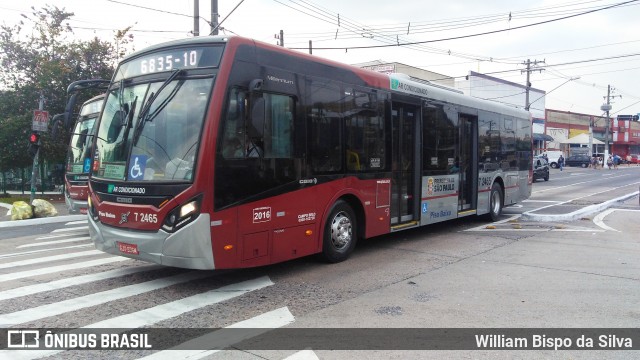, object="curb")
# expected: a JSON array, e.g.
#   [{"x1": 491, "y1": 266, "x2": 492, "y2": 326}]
[{"x1": 521, "y1": 191, "x2": 640, "y2": 222}]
